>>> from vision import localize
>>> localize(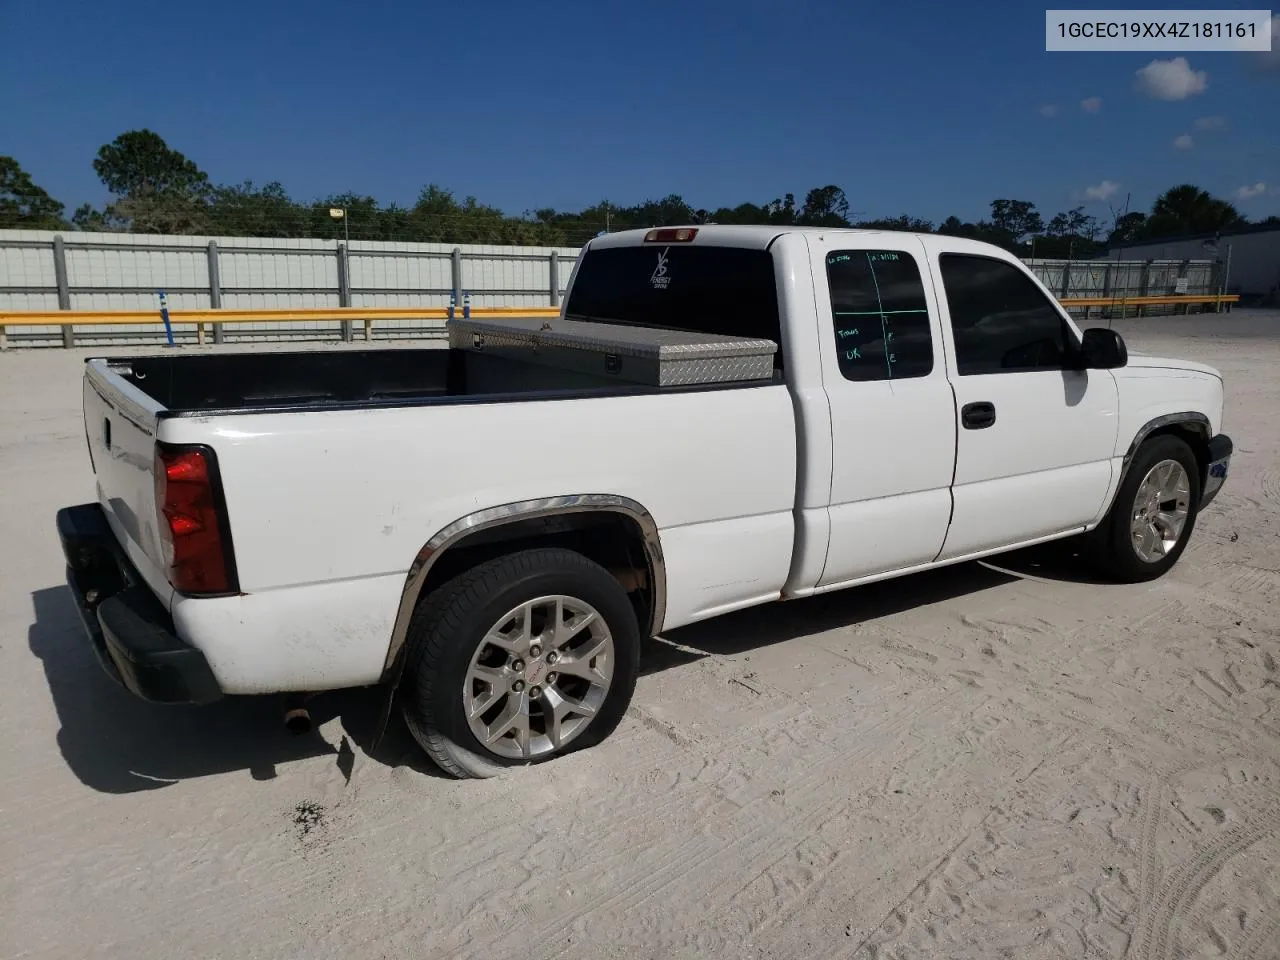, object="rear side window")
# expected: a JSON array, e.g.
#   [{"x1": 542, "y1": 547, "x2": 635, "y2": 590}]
[
  {"x1": 825, "y1": 250, "x2": 934, "y2": 381},
  {"x1": 939, "y1": 253, "x2": 1076, "y2": 375},
  {"x1": 563, "y1": 244, "x2": 782, "y2": 365}
]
